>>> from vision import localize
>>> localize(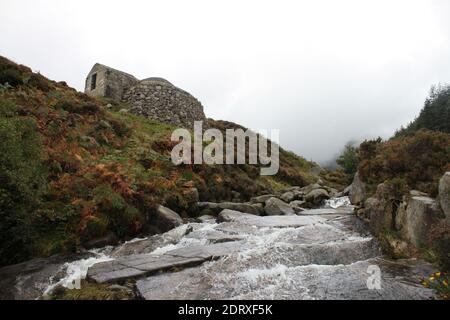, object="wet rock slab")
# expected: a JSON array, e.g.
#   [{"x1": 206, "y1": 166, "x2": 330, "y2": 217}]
[
  {"x1": 218, "y1": 209, "x2": 327, "y2": 227},
  {"x1": 88, "y1": 241, "x2": 249, "y2": 283},
  {"x1": 136, "y1": 257, "x2": 436, "y2": 300},
  {"x1": 298, "y1": 207, "x2": 354, "y2": 216}
]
